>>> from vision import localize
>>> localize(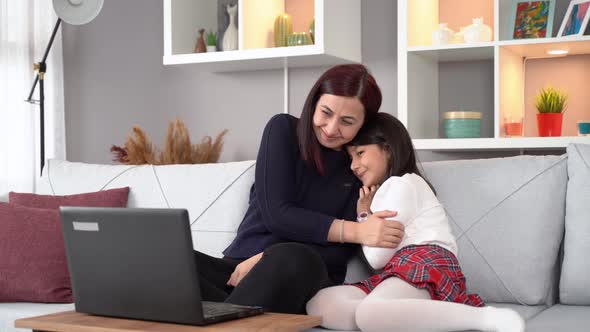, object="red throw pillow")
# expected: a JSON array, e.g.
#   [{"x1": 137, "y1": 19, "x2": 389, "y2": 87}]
[
  {"x1": 0, "y1": 203, "x2": 72, "y2": 303},
  {"x1": 9, "y1": 187, "x2": 130, "y2": 209}
]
